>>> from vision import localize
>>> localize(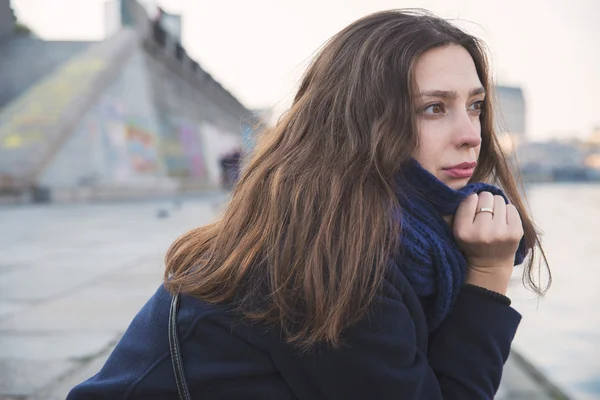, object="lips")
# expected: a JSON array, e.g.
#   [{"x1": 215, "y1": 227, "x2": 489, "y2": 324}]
[
  {"x1": 444, "y1": 162, "x2": 477, "y2": 170},
  {"x1": 442, "y1": 162, "x2": 477, "y2": 179}
]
